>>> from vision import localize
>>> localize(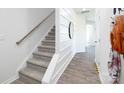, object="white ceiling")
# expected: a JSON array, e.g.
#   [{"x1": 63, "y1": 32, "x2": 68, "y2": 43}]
[
  {"x1": 73, "y1": 8, "x2": 95, "y2": 22},
  {"x1": 74, "y1": 8, "x2": 94, "y2": 13}
]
